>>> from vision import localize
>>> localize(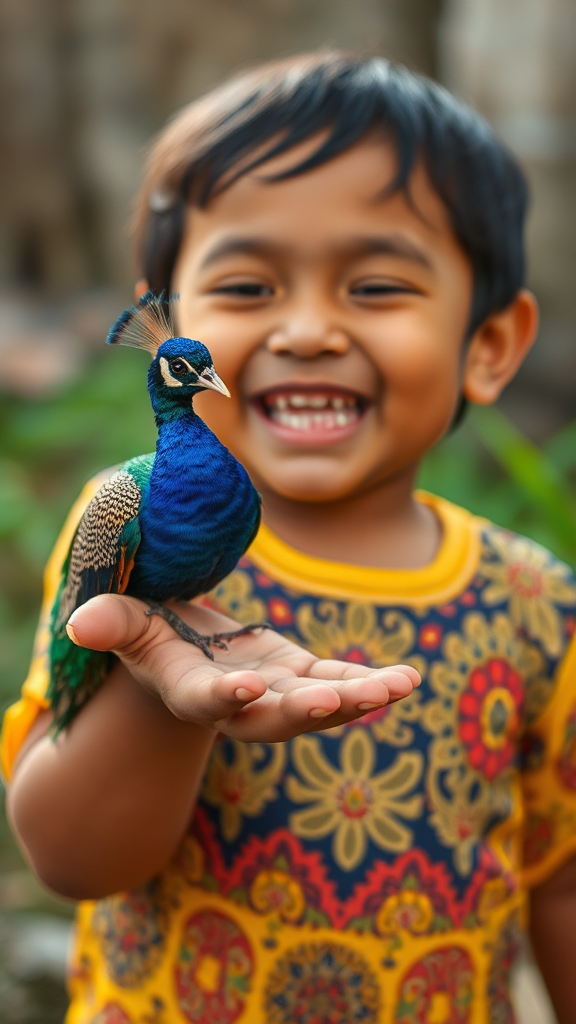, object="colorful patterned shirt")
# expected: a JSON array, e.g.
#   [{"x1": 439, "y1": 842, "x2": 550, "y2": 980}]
[{"x1": 3, "y1": 484, "x2": 576, "y2": 1024}]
